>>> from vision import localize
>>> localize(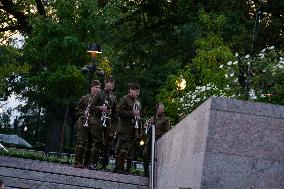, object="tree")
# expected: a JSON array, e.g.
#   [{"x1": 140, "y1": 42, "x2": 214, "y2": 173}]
[
  {"x1": 0, "y1": 107, "x2": 12, "y2": 133},
  {"x1": 96, "y1": 0, "x2": 201, "y2": 113},
  {"x1": 0, "y1": 45, "x2": 29, "y2": 97},
  {"x1": 1, "y1": 0, "x2": 106, "y2": 152},
  {"x1": 1, "y1": 0, "x2": 283, "y2": 150}
]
